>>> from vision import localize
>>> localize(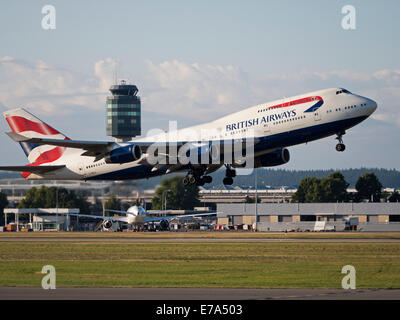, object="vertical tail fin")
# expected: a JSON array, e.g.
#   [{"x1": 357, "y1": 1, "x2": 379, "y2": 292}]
[{"x1": 3, "y1": 108, "x2": 69, "y2": 165}]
